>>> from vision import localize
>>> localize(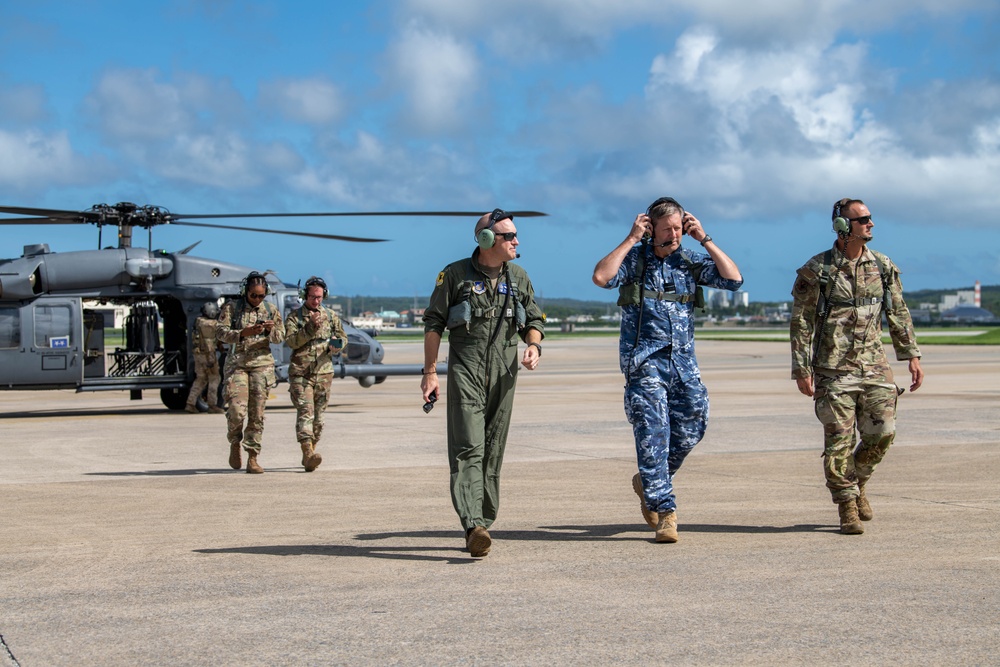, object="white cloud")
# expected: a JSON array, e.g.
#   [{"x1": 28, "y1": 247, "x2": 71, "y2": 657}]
[
  {"x1": 85, "y1": 68, "x2": 244, "y2": 141},
  {"x1": 389, "y1": 23, "x2": 479, "y2": 132},
  {"x1": 0, "y1": 130, "x2": 97, "y2": 189},
  {"x1": 259, "y1": 77, "x2": 344, "y2": 125}
]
